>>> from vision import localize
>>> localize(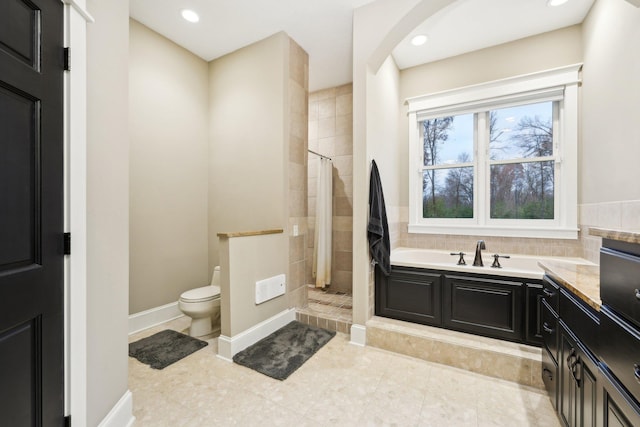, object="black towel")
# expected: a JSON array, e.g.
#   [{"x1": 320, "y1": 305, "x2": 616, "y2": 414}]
[{"x1": 368, "y1": 160, "x2": 391, "y2": 276}]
